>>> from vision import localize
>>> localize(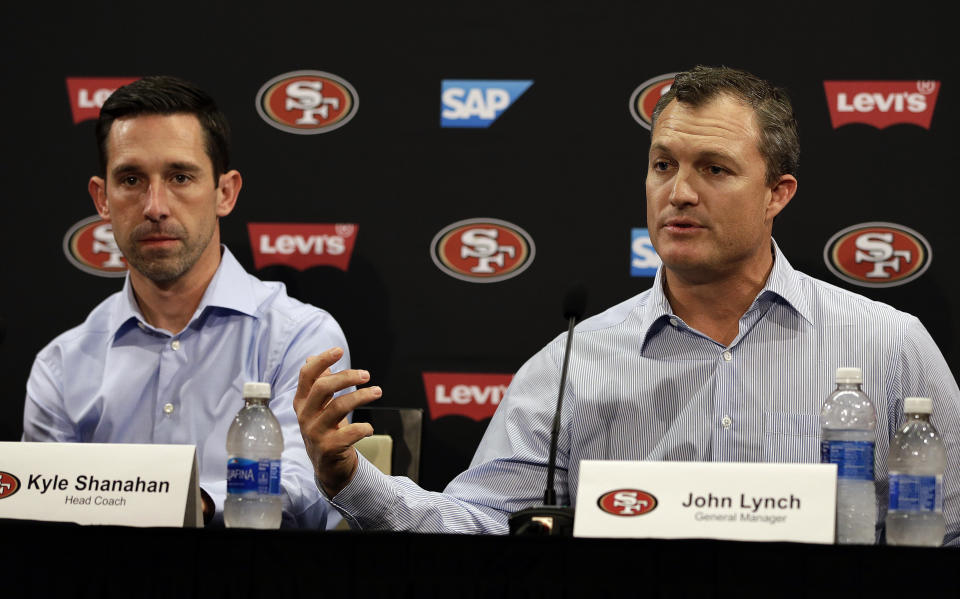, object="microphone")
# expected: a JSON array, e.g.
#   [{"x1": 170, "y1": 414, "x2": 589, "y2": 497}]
[{"x1": 508, "y1": 281, "x2": 587, "y2": 536}]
